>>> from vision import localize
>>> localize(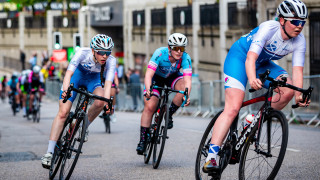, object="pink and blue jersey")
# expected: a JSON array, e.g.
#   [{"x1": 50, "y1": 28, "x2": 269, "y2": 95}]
[{"x1": 147, "y1": 47, "x2": 192, "y2": 78}]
